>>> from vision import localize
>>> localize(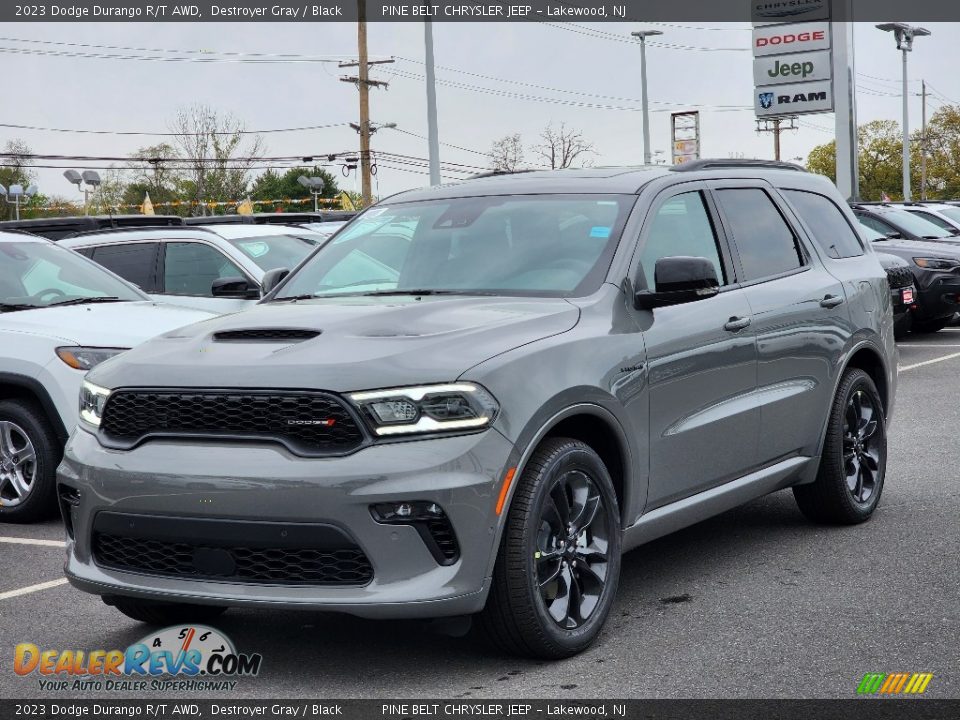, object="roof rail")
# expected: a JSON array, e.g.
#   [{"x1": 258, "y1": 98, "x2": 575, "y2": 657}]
[
  {"x1": 467, "y1": 169, "x2": 540, "y2": 180},
  {"x1": 671, "y1": 159, "x2": 807, "y2": 173},
  {"x1": 62, "y1": 225, "x2": 218, "y2": 240}
]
